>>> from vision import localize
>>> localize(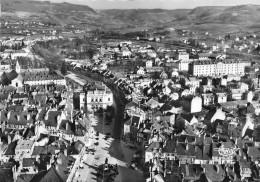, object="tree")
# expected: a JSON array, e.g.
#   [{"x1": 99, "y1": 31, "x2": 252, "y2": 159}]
[{"x1": 61, "y1": 61, "x2": 67, "y2": 75}]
